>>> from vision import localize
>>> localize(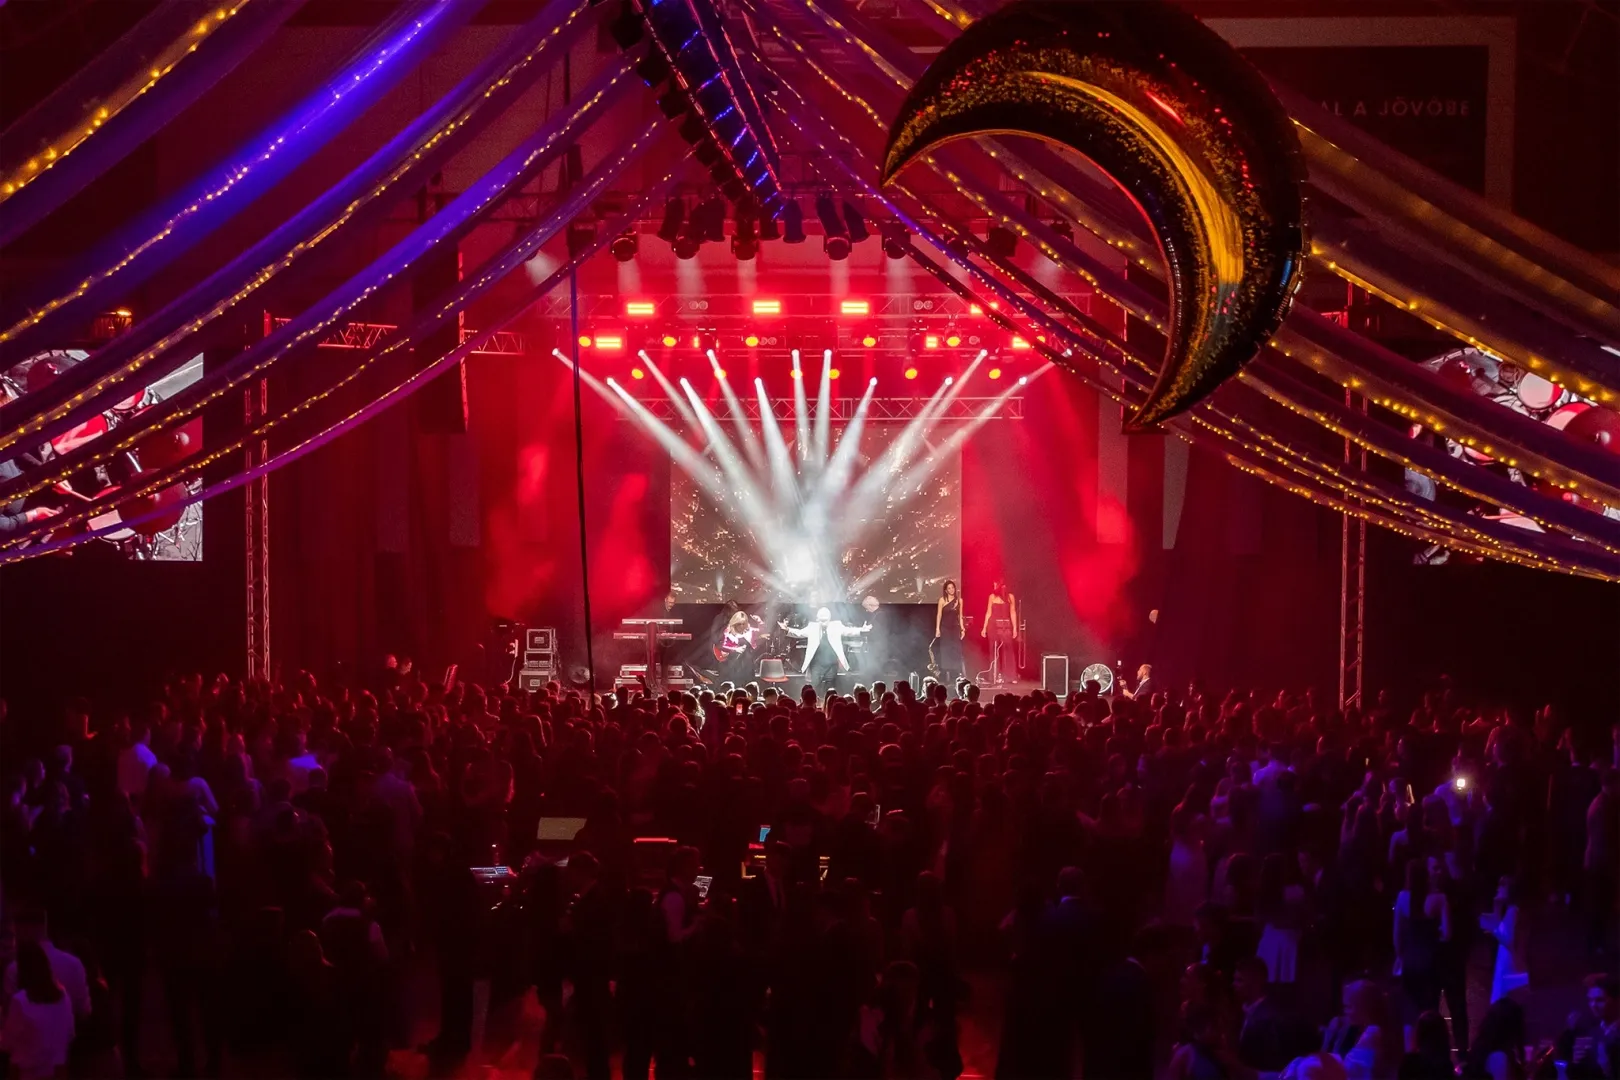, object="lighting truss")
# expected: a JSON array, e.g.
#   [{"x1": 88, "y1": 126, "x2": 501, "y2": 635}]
[
  {"x1": 622, "y1": 395, "x2": 1024, "y2": 422},
  {"x1": 534, "y1": 291, "x2": 1093, "y2": 321},
  {"x1": 268, "y1": 317, "x2": 528, "y2": 356}
]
